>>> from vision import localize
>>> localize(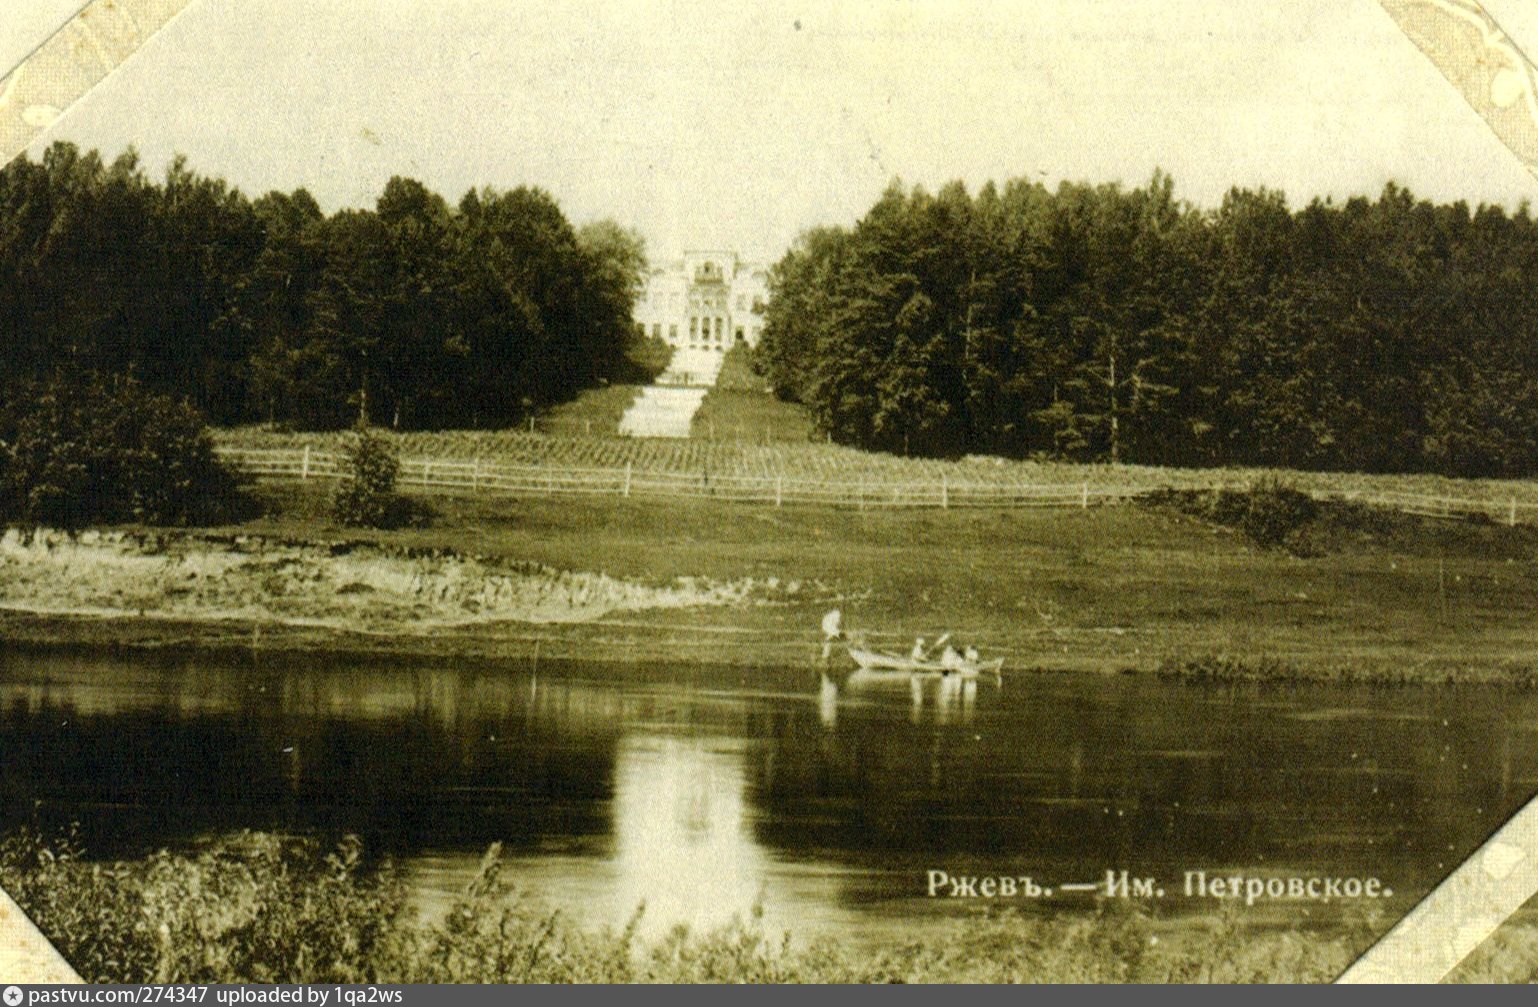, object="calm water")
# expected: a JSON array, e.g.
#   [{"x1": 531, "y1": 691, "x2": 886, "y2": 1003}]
[{"x1": 3, "y1": 647, "x2": 1536, "y2": 941}]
